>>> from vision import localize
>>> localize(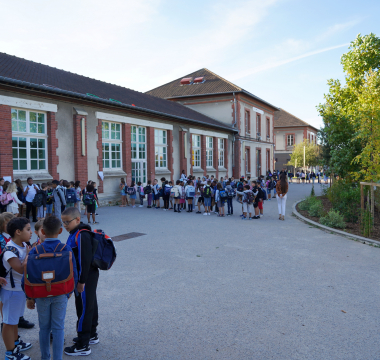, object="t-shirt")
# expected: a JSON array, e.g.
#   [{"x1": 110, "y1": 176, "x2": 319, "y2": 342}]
[
  {"x1": 75, "y1": 187, "x2": 81, "y2": 200},
  {"x1": 23, "y1": 184, "x2": 39, "y2": 202},
  {"x1": 2, "y1": 240, "x2": 27, "y2": 291}
]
